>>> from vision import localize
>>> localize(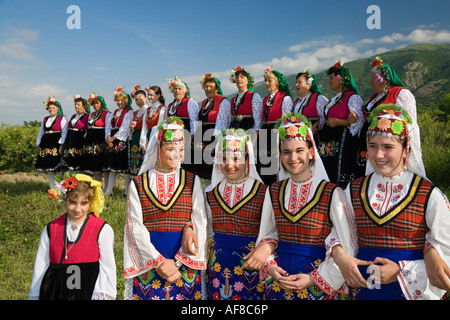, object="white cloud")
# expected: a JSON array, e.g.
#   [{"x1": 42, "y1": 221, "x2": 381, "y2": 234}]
[{"x1": 0, "y1": 27, "x2": 39, "y2": 62}]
